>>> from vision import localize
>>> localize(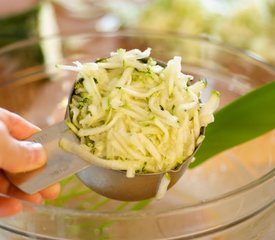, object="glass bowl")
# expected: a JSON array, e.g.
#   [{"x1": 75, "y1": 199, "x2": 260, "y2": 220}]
[{"x1": 0, "y1": 30, "x2": 274, "y2": 240}]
